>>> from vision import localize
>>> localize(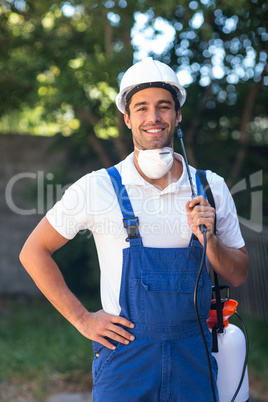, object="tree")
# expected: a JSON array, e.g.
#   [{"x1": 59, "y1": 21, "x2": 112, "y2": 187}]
[
  {"x1": 0, "y1": 0, "x2": 137, "y2": 166},
  {"x1": 1, "y1": 0, "x2": 267, "y2": 223}
]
